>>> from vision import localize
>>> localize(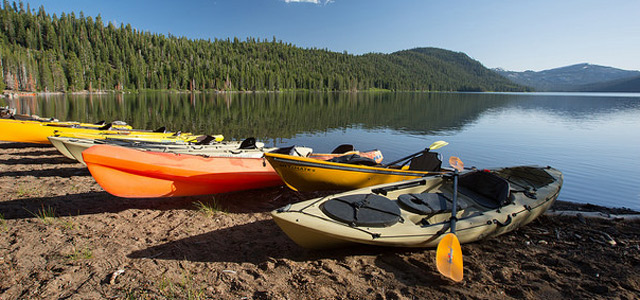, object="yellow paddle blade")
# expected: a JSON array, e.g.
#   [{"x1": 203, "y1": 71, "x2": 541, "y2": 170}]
[
  {"x1": 436, "y1": 233, "x2": 464, "y2": 282},
  {"x1": 449, "y1": 156, "x2": 464, "y2": 172},
  {"x1": 429, "y1": 140, "x2": 448, "y2": 150}
]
